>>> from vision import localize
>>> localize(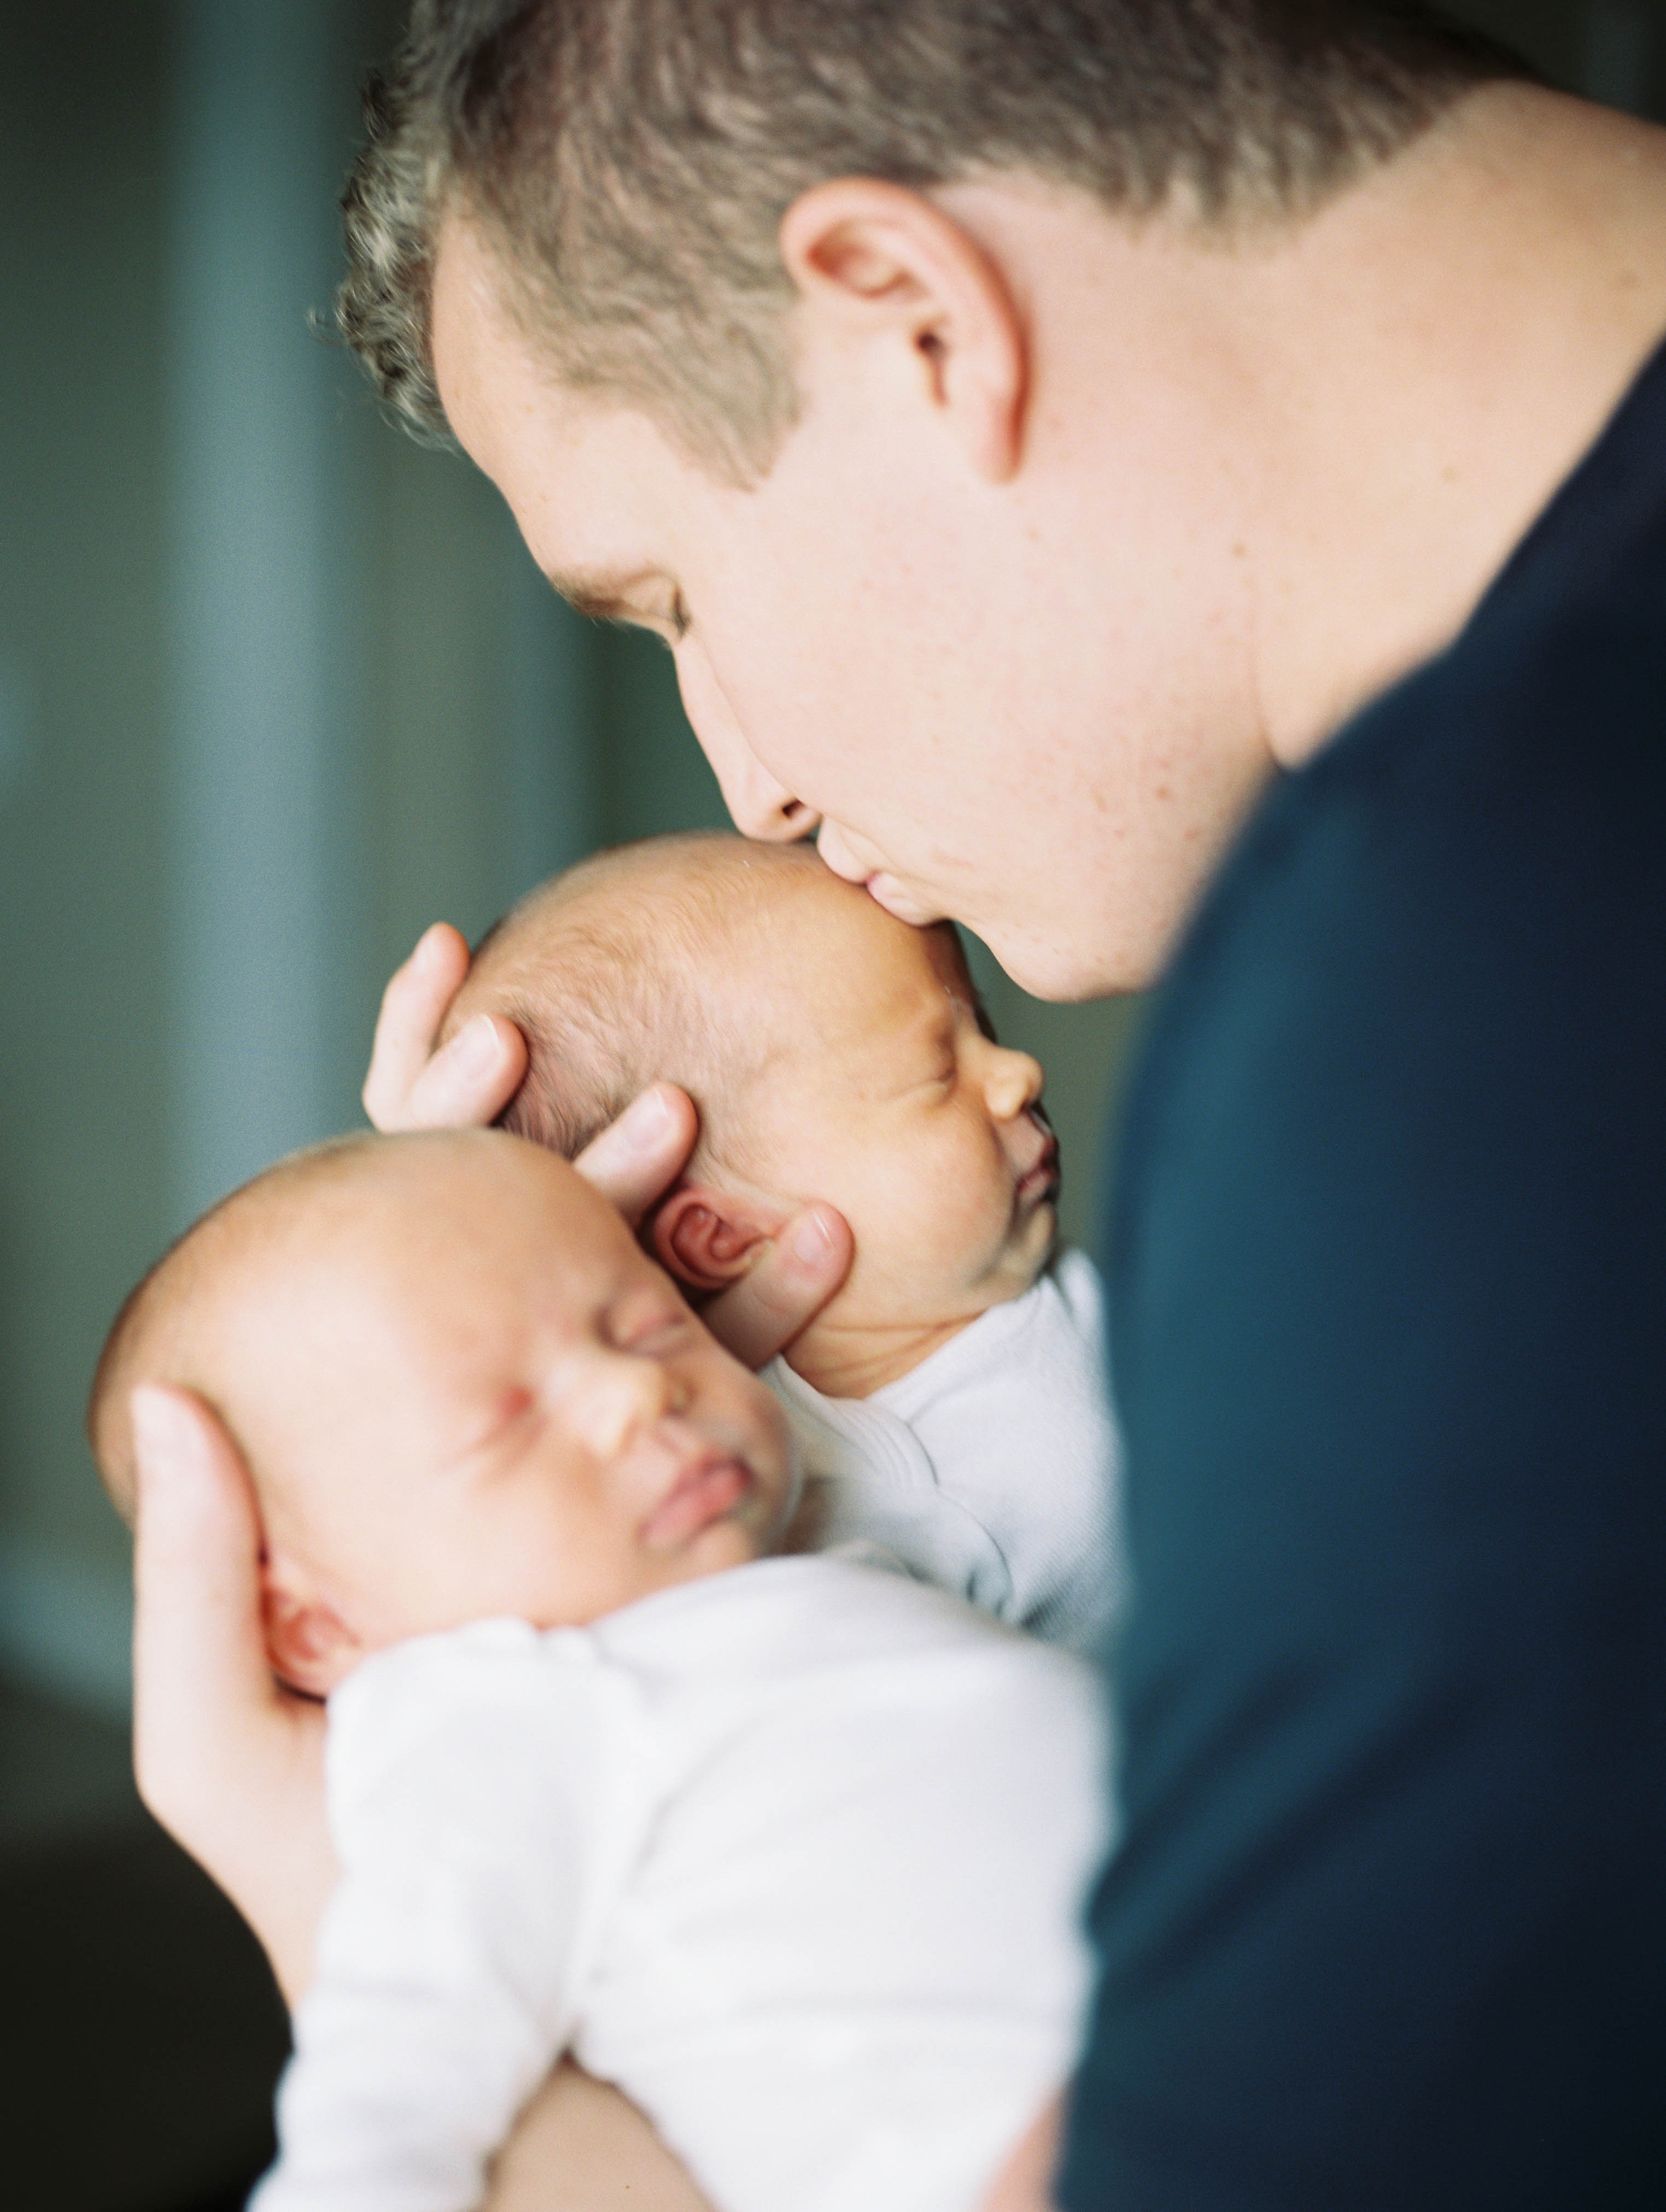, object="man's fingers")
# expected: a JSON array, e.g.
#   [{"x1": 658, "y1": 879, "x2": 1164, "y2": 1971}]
[
  {"x1": 403, "y1": 1013, "x2": 529, "y2": 1131},
  {"x1": 488, "y1": 2062, "x2": 717, "y2": 2212},
  {"x1": 573, "y1": 1085, "x2": 699, "y2": 1225},
  {"x1": 980, "y1": 2094, "x2": 1062, "y2": 2212},
  {"x1": 704, "y1": 1203, "x2": 852, "y2": 1370},
  {"x1": 130, "y1": 1388, "x2": 279, "y2": 1809},
  {"x1": 363, "y1": 923, "x2": 471, "y2": 1130},
  {"x1": 130, "y1": 1385, "x2": 336, "y2": 2000}
]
